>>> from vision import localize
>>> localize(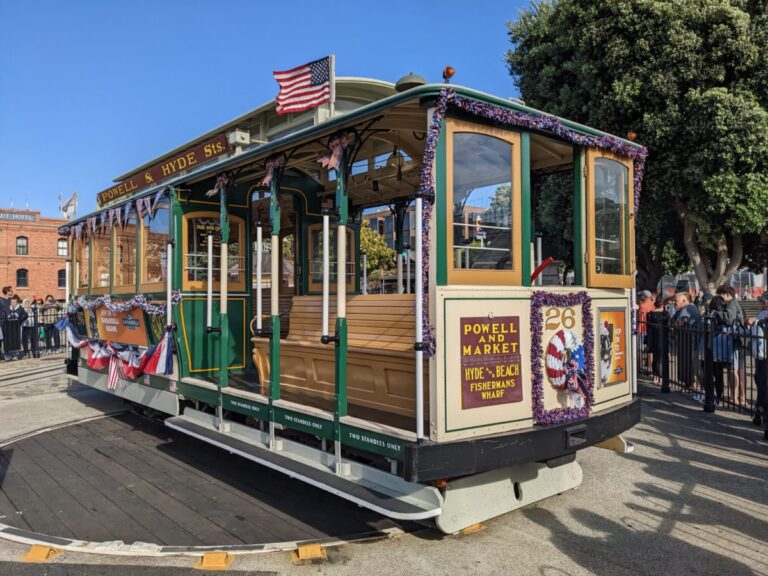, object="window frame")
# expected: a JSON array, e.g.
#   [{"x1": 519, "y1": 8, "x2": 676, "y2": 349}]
[
  {"x1": 307, "y1": 223, "x2": 356, "y2": 293},
  {"x1": 57, "y1": 269, "x2": 66, "y2": 288},
  {"x1": 110, "y1": 214, "x2": 139, "y2": 294},
  {"x1": 16, "y1": 236, "x2": 28, "y2": 256},
  {"x1": 74, "y1": 237, "x2": 90, "y2": 295},
  {"x1": 585, "y1": 149, "x2": 635, "y2": 289},
  {"x1": 181, "y1": 211, "x2": 246, "y2": 292},
  {"x1": 140, "y1": 201, "x2": 171, "y2": 292},
  {"x1": 57, "y1": 238, "x2": 68, "y2": 257},
  {"x1": 90, "y1": 229, "x2": 113, "y2": 295},
  {"x1": 445, "y1": 119, "x2": 522, "y2": 286},
  {"x1": 16, "y1": 268, "x2": 28, "y2": 288}
]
